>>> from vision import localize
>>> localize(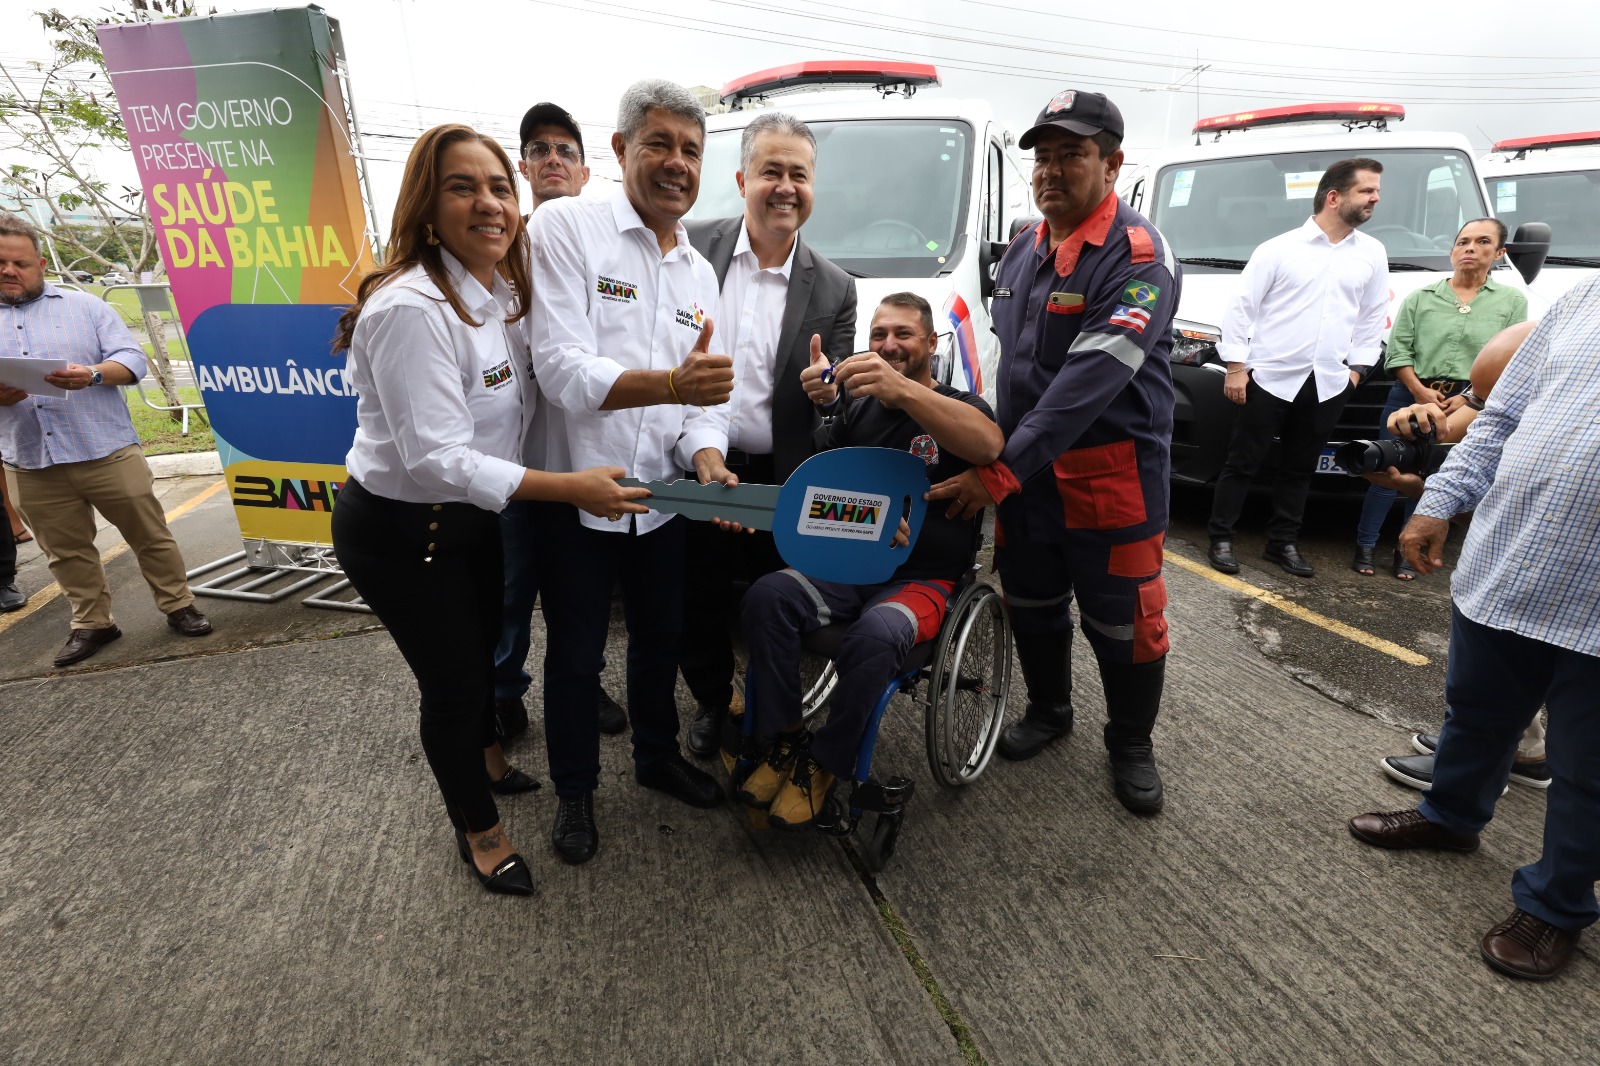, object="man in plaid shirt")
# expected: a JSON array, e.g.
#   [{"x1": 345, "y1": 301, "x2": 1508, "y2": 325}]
[
  {"x1": 1348, "y1": 275, "x2": 1600, "y2": 981},
  {"x1": 0, "y1": 213, "x2": 211, "y2": 667}
]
